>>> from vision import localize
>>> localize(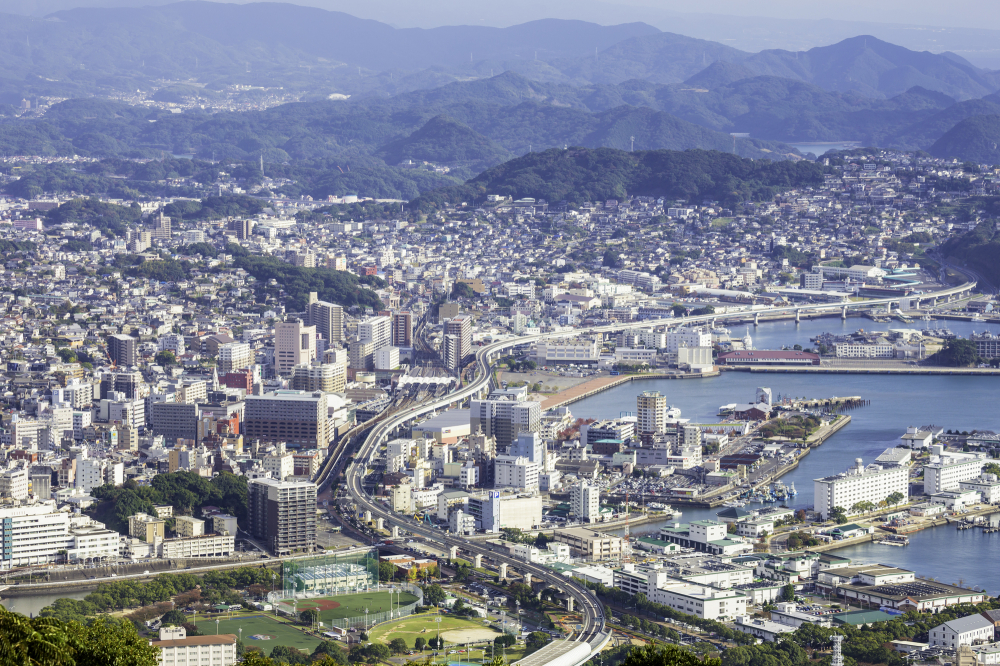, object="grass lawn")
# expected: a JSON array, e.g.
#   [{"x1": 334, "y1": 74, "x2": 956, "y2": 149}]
[
  {"x1": 369, "y1": 613, "x2": 501, "y2": 648},
  {"x1": 212, "y1": 614, "x2": 323, "y2": 652},
  {"x1": 283, "y1": 591, "x2": 419, "y2": 623}
]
